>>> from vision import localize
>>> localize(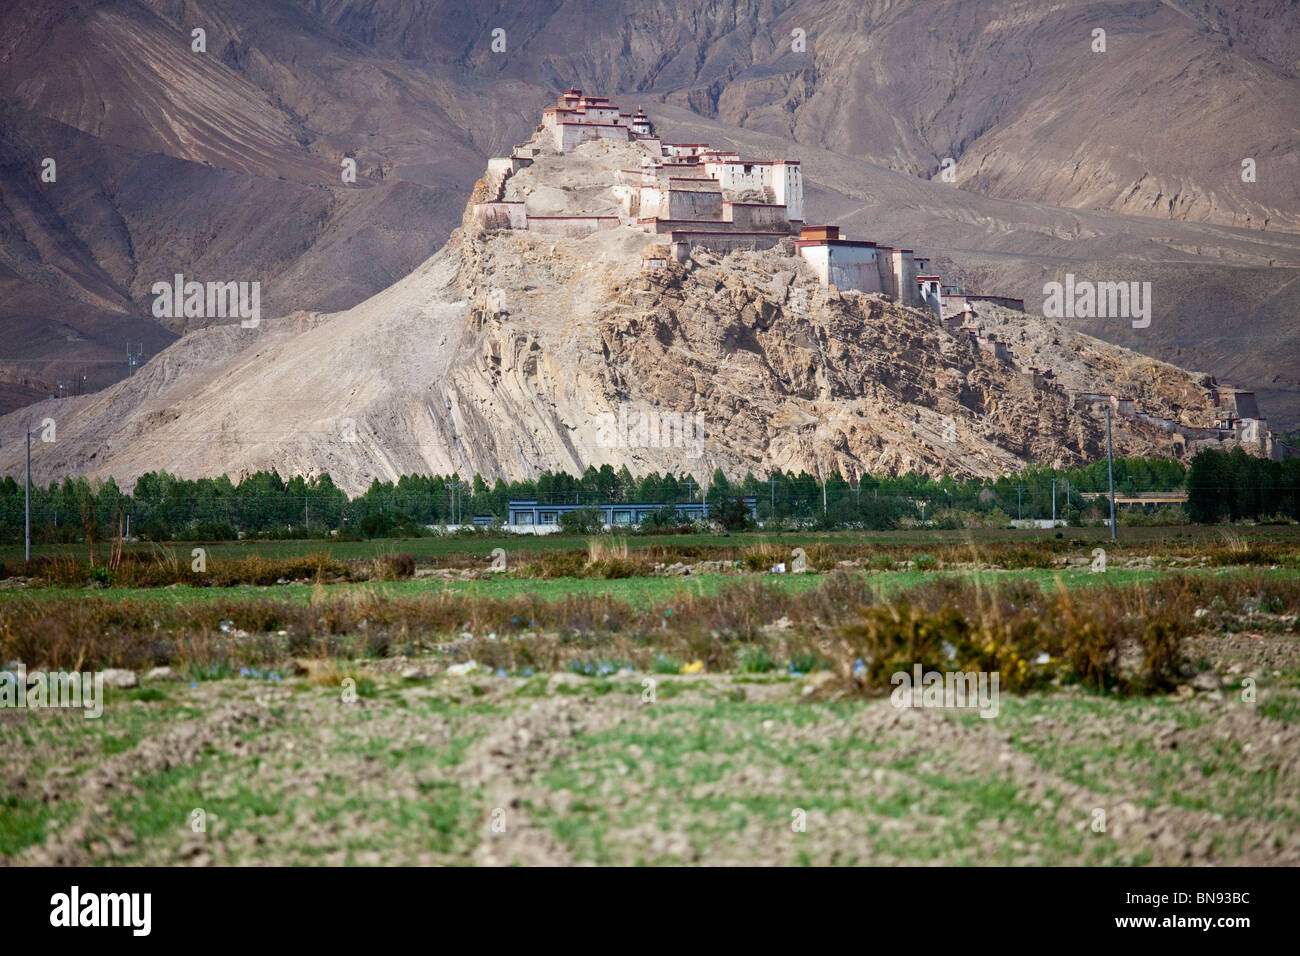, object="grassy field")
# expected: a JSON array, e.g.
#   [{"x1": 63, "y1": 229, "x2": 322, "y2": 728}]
[
  {"x1": 4, "y1": 527, "x2": 1298, "y2": 866},
  {"x1": 4, "y1": 650, "x2": 1298, "y2": 865},
  {"x1": 5, "y1": 521, "x2": 1300, "y2": 566},
  {"x1": 4, "y1": 564, "x2": 1293, "y2": 607}
]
